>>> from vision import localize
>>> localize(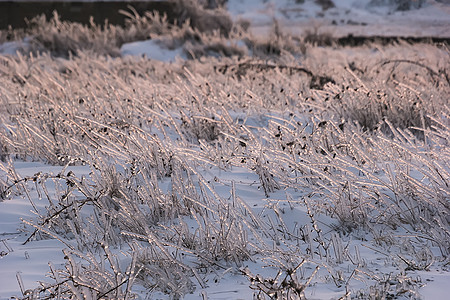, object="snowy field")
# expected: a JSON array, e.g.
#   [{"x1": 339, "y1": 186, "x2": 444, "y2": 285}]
[
  {"x1": 227, "y1": 0, "x2": 450, "y2": 37},
  {"x1": 0, "y1": 1, "x2": 449, "y2": 299}
]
